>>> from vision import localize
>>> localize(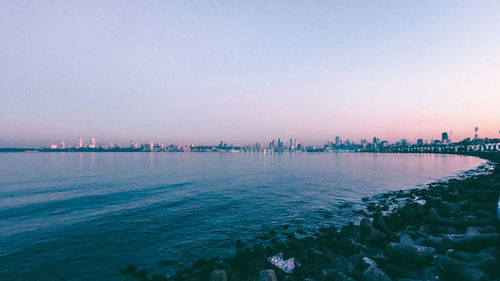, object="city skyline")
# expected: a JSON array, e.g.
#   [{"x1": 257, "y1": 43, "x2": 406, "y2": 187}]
[
  {"x1": 1, "y1": 1, "x2": 500, "y2": 147},
  {"x1": 6, "y1": 127, "x2": 500, "y2": 149}
]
